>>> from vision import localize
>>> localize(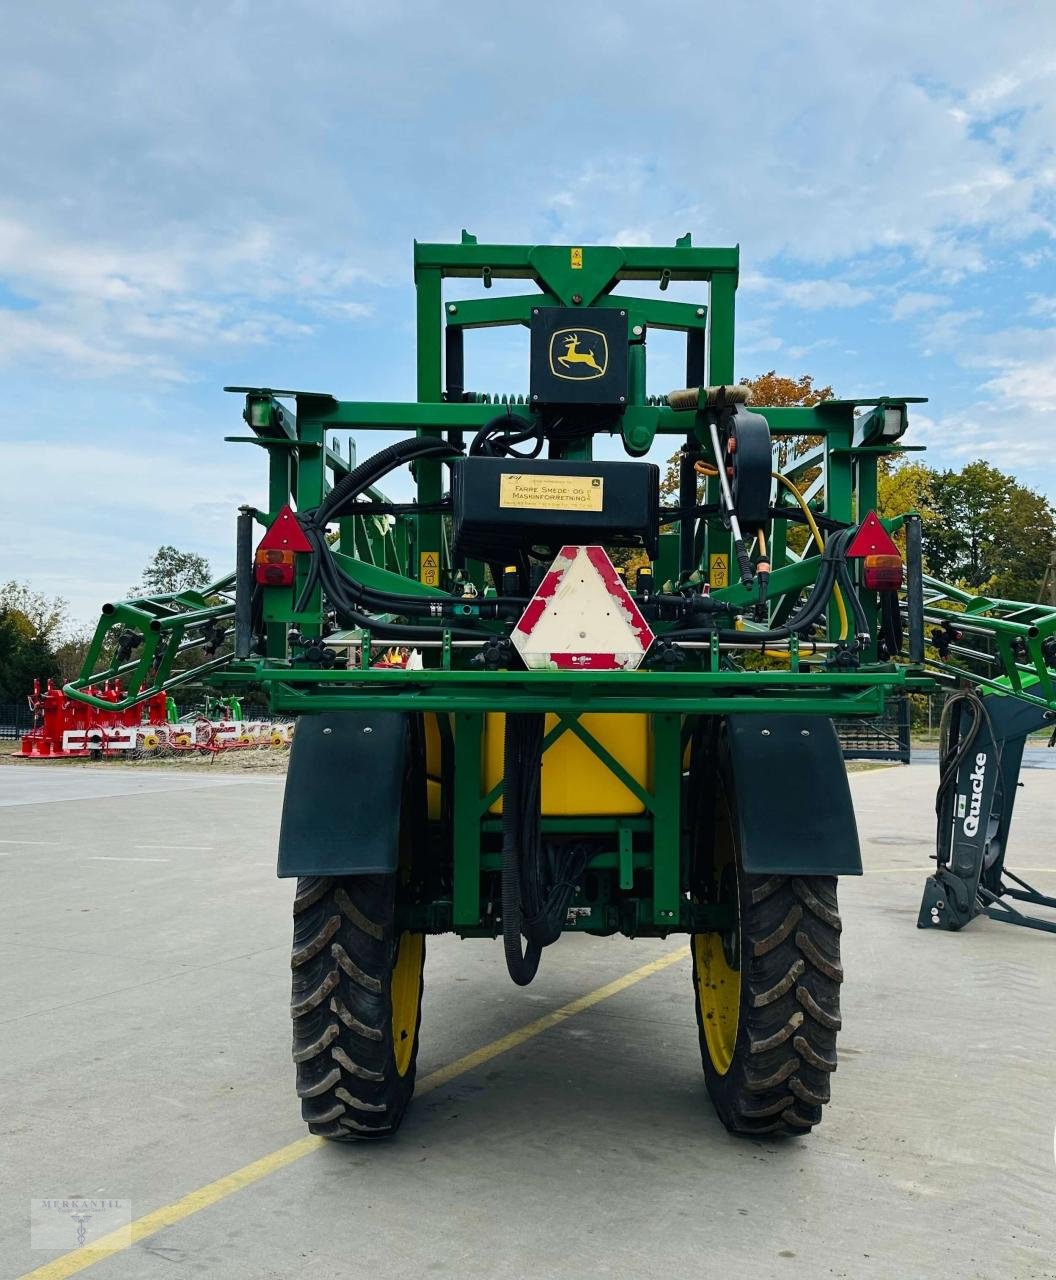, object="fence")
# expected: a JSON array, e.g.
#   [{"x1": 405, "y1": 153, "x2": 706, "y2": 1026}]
[
  {"x1": 0, "y1": 703, "x2": 34, "y2": 740},
  {"x1": 834, "y1": 695, "x2": 911, "y2": 763}
]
